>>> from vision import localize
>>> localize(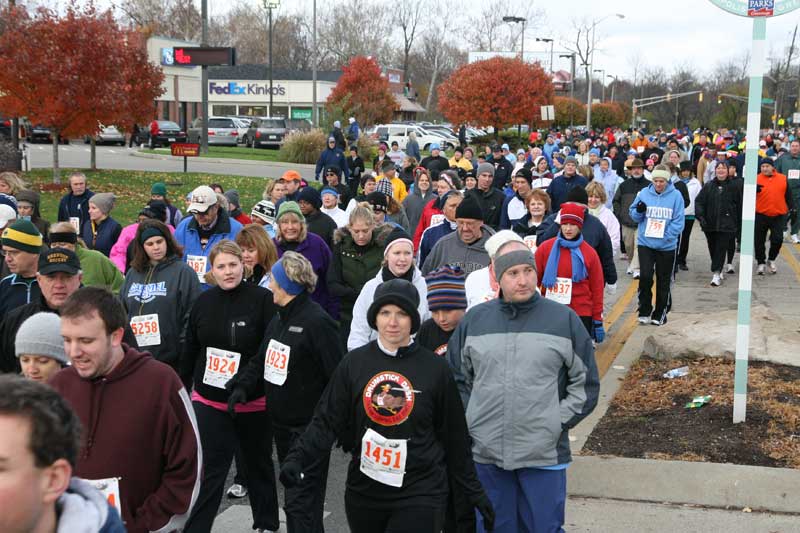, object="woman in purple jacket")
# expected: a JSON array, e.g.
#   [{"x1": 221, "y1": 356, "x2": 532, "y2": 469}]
[{"x1": 273, "y1": 201, "x2": 340, "y2": 319}]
